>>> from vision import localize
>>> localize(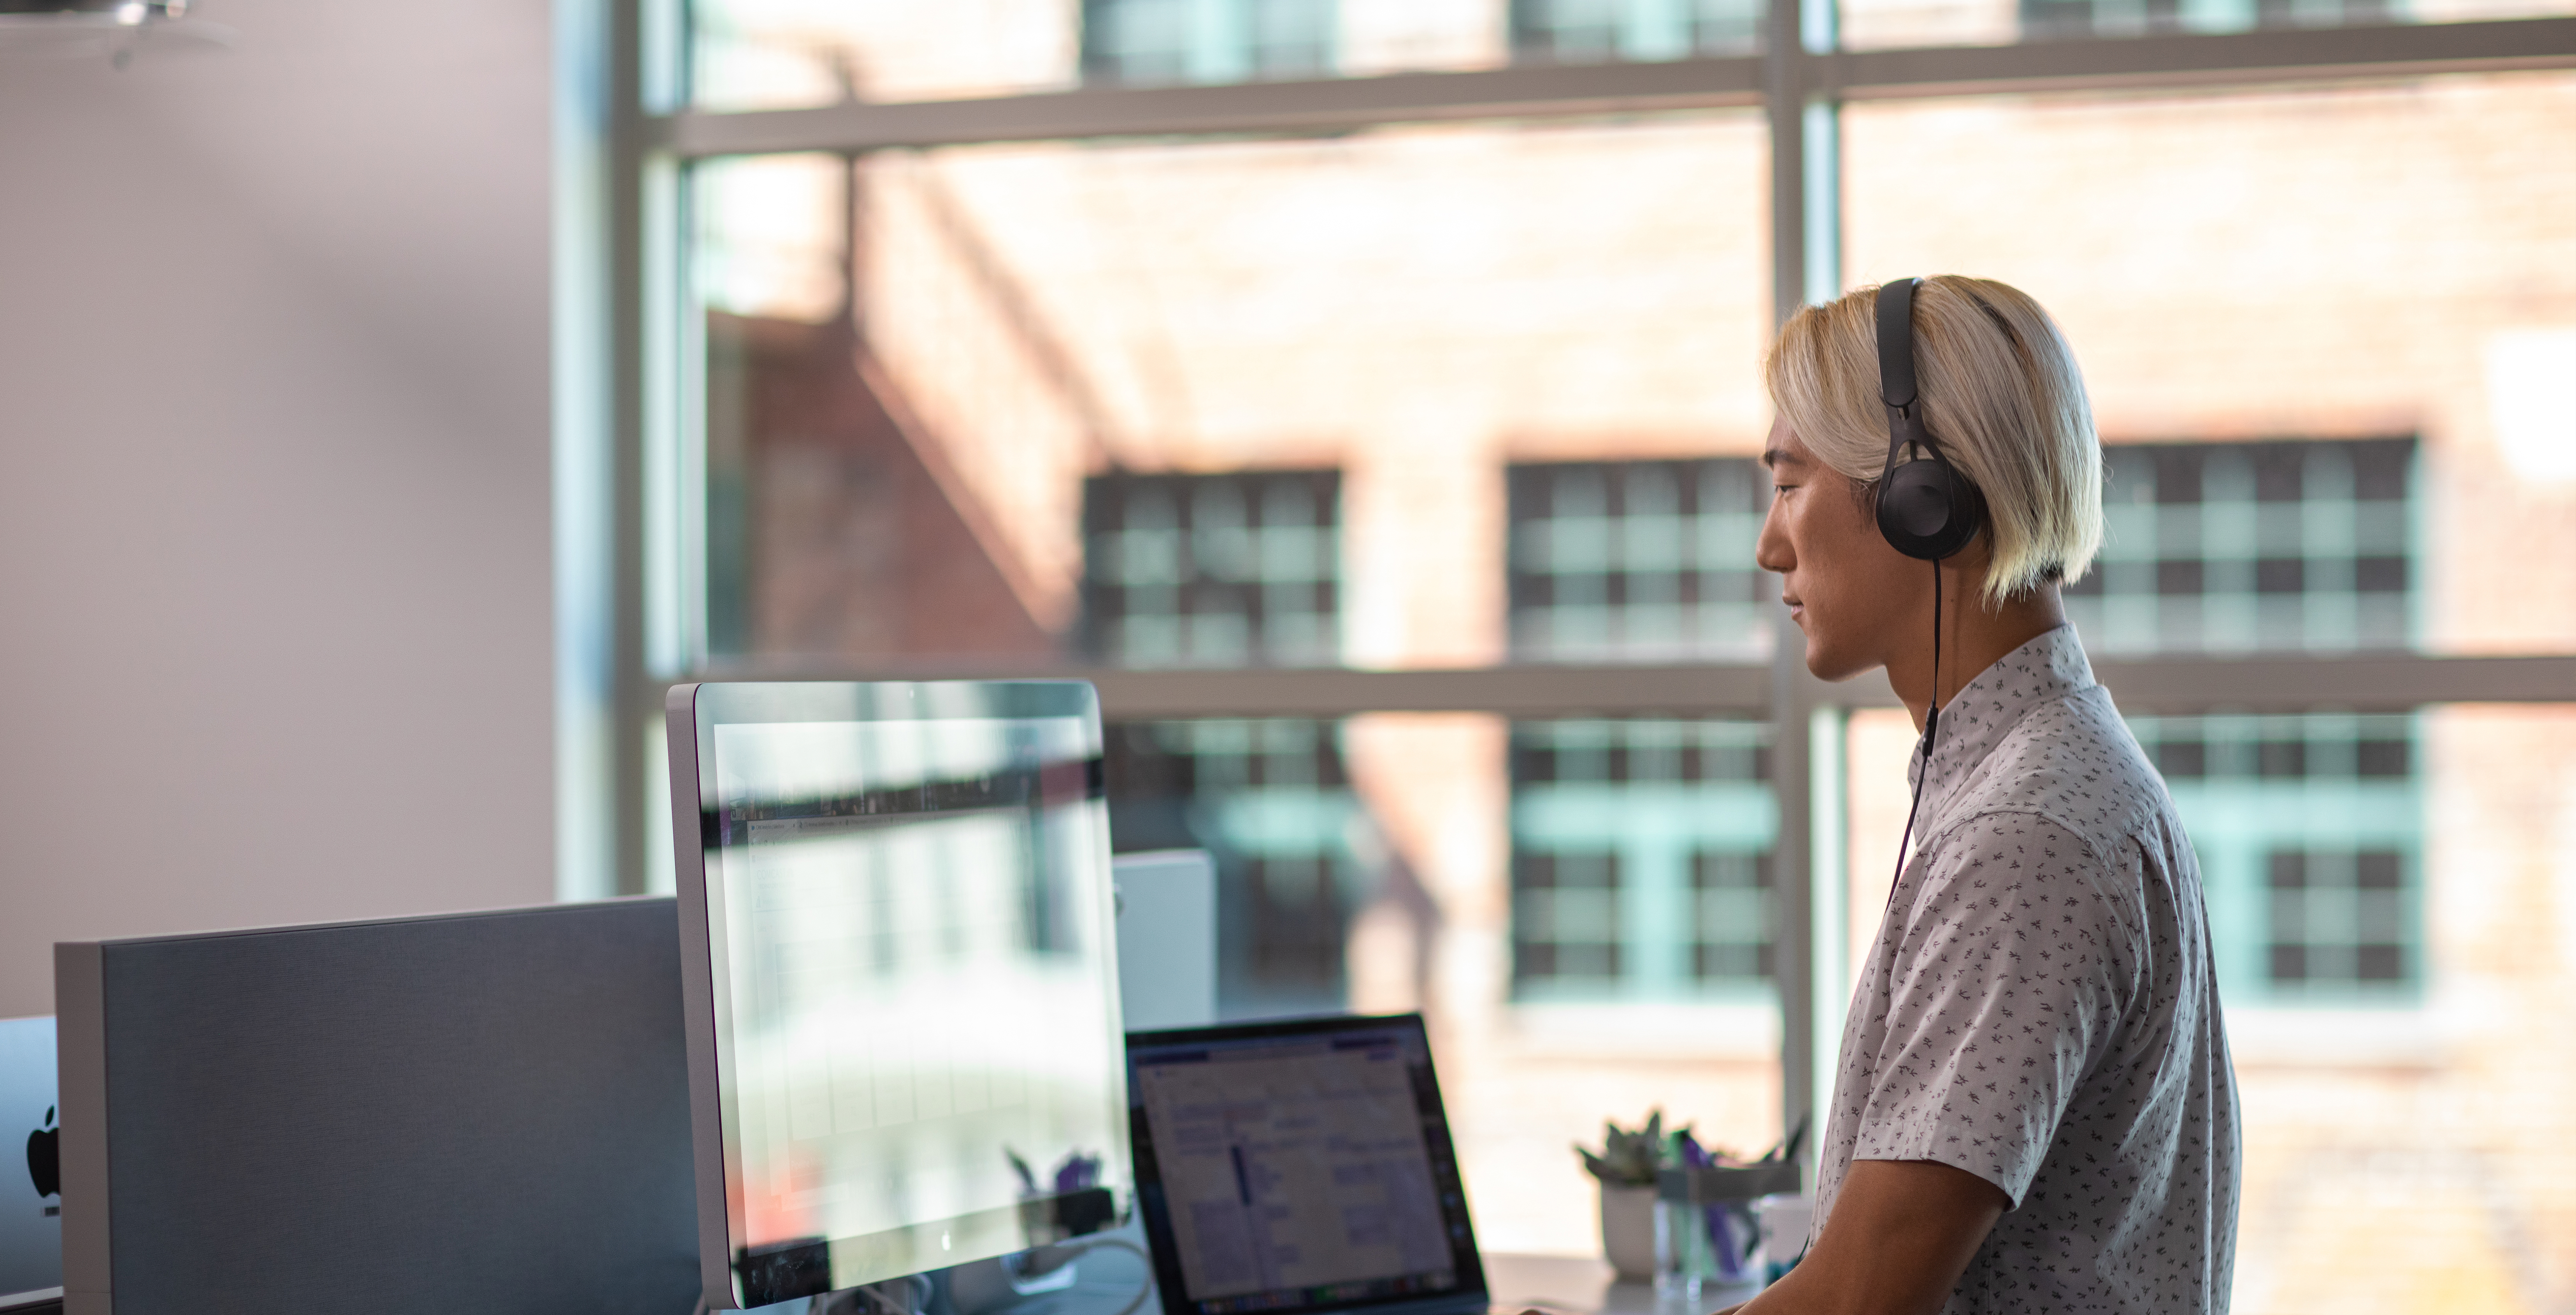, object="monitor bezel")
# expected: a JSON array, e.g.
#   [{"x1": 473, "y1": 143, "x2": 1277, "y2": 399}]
[
  {"x1": 1124, "y1": 1012, "x2": 1491, "y2": 1315},
  {"x1": 668, "y1": 679, "x2": 1123, "y2": 1310}
]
